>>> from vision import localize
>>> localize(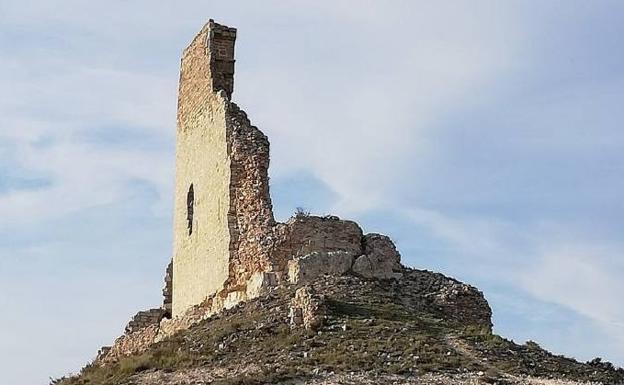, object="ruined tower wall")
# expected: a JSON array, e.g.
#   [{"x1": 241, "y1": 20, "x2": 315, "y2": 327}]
[
  {"x1": 225, "y1": 103, "x2": 275, "y2": 287},
  {"x1": 172, "y1": 22, "x2": 234, "y2": 317},
  {"x1": 172, "y1": 21, "x2": 275, "y2": 317}
]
